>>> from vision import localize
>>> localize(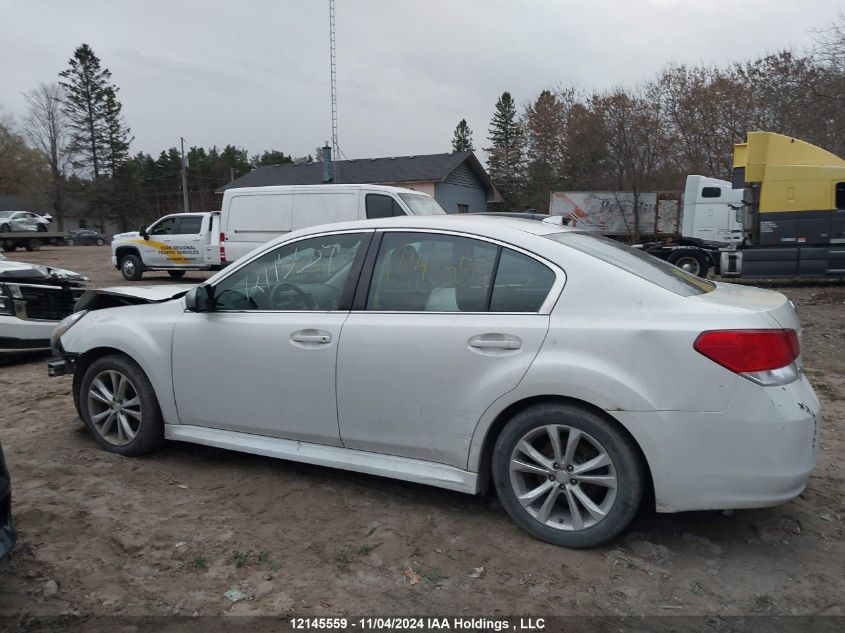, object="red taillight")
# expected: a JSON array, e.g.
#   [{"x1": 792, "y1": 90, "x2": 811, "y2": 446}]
[
  {"x1": 219, "y1": 232, "x2": 226, "y2": 263},
  {"x1": 694, "y1": 329, "x2": 800, "y2": 373}
]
